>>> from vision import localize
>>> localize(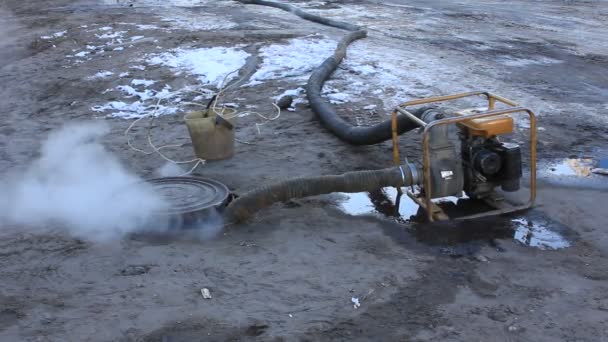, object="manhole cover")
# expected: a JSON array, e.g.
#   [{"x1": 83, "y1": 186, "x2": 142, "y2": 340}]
[{"x1": 147, "y1": 177, "x2": 230, "y2": 216}]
